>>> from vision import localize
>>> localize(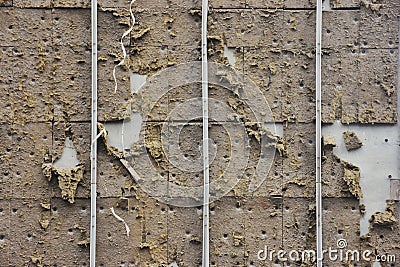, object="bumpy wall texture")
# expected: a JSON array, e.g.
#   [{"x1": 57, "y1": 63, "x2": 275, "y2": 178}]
[{"x1": 0, "y1": 0, "x2": 399, "y2": 266}]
